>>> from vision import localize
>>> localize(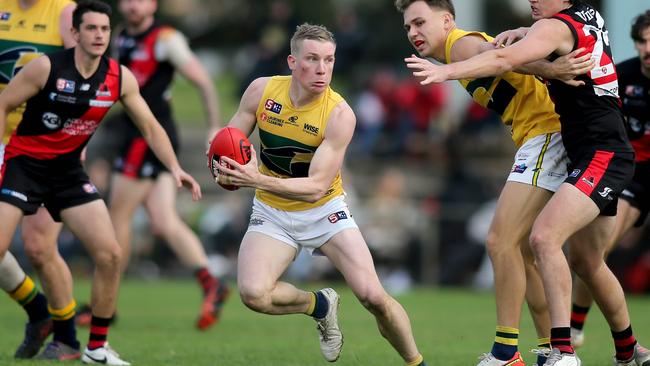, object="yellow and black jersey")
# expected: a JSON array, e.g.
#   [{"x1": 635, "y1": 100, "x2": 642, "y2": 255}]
[
  {"x1": 0, "y1": 0, "x2": 73, "y2": 143},
  {"x1": 255, "y1": 76, "x2": 345, "y2": 211},
  {"x1": 445, "y1": 28, "x2": 561, "y2": 147}
]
